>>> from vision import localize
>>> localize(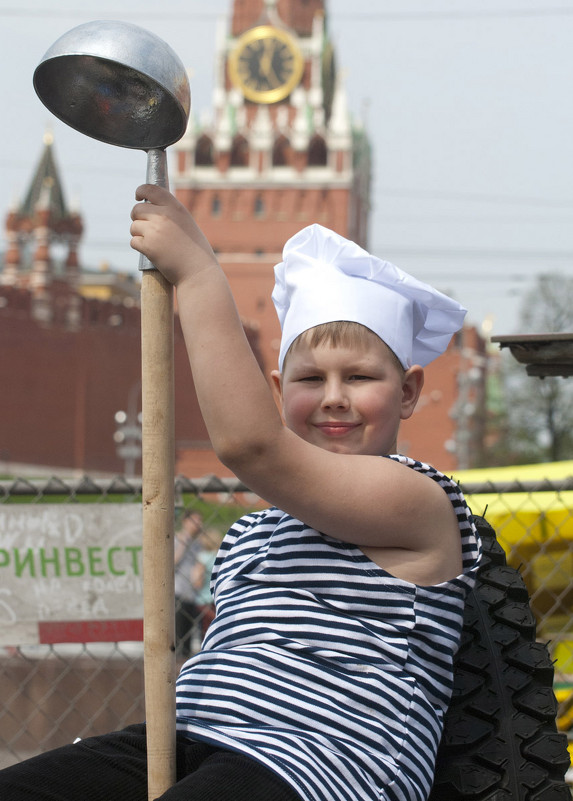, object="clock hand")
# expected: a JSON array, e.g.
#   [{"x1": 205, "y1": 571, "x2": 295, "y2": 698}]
[
  {"x1": 261, "y1": 40, "x2": 283, "y2": 89},
  {"x1": 267, "y1": 66, "x2": 281, "y2": 89},
  {"x1": 259, "y1": 39, "x2": 273, "y2": 78}
]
